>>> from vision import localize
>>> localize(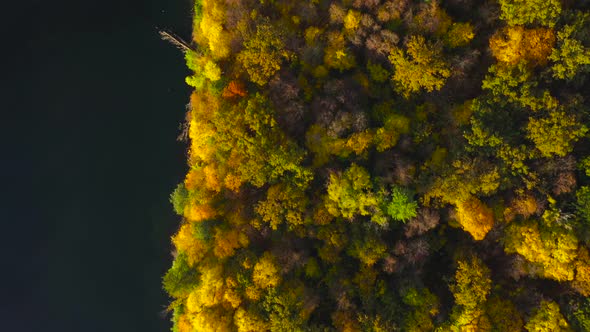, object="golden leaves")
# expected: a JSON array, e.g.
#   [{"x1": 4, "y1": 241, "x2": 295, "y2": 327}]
[
  {"x1": 490, "y1": 27, "x2": 556, "y2": 67},
  {"x1": 252, "y1": 252, "x2": 281, "y2": 289},
  {"x1": 455, "y1": 197, "x2": 494, "y2": 241}
]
